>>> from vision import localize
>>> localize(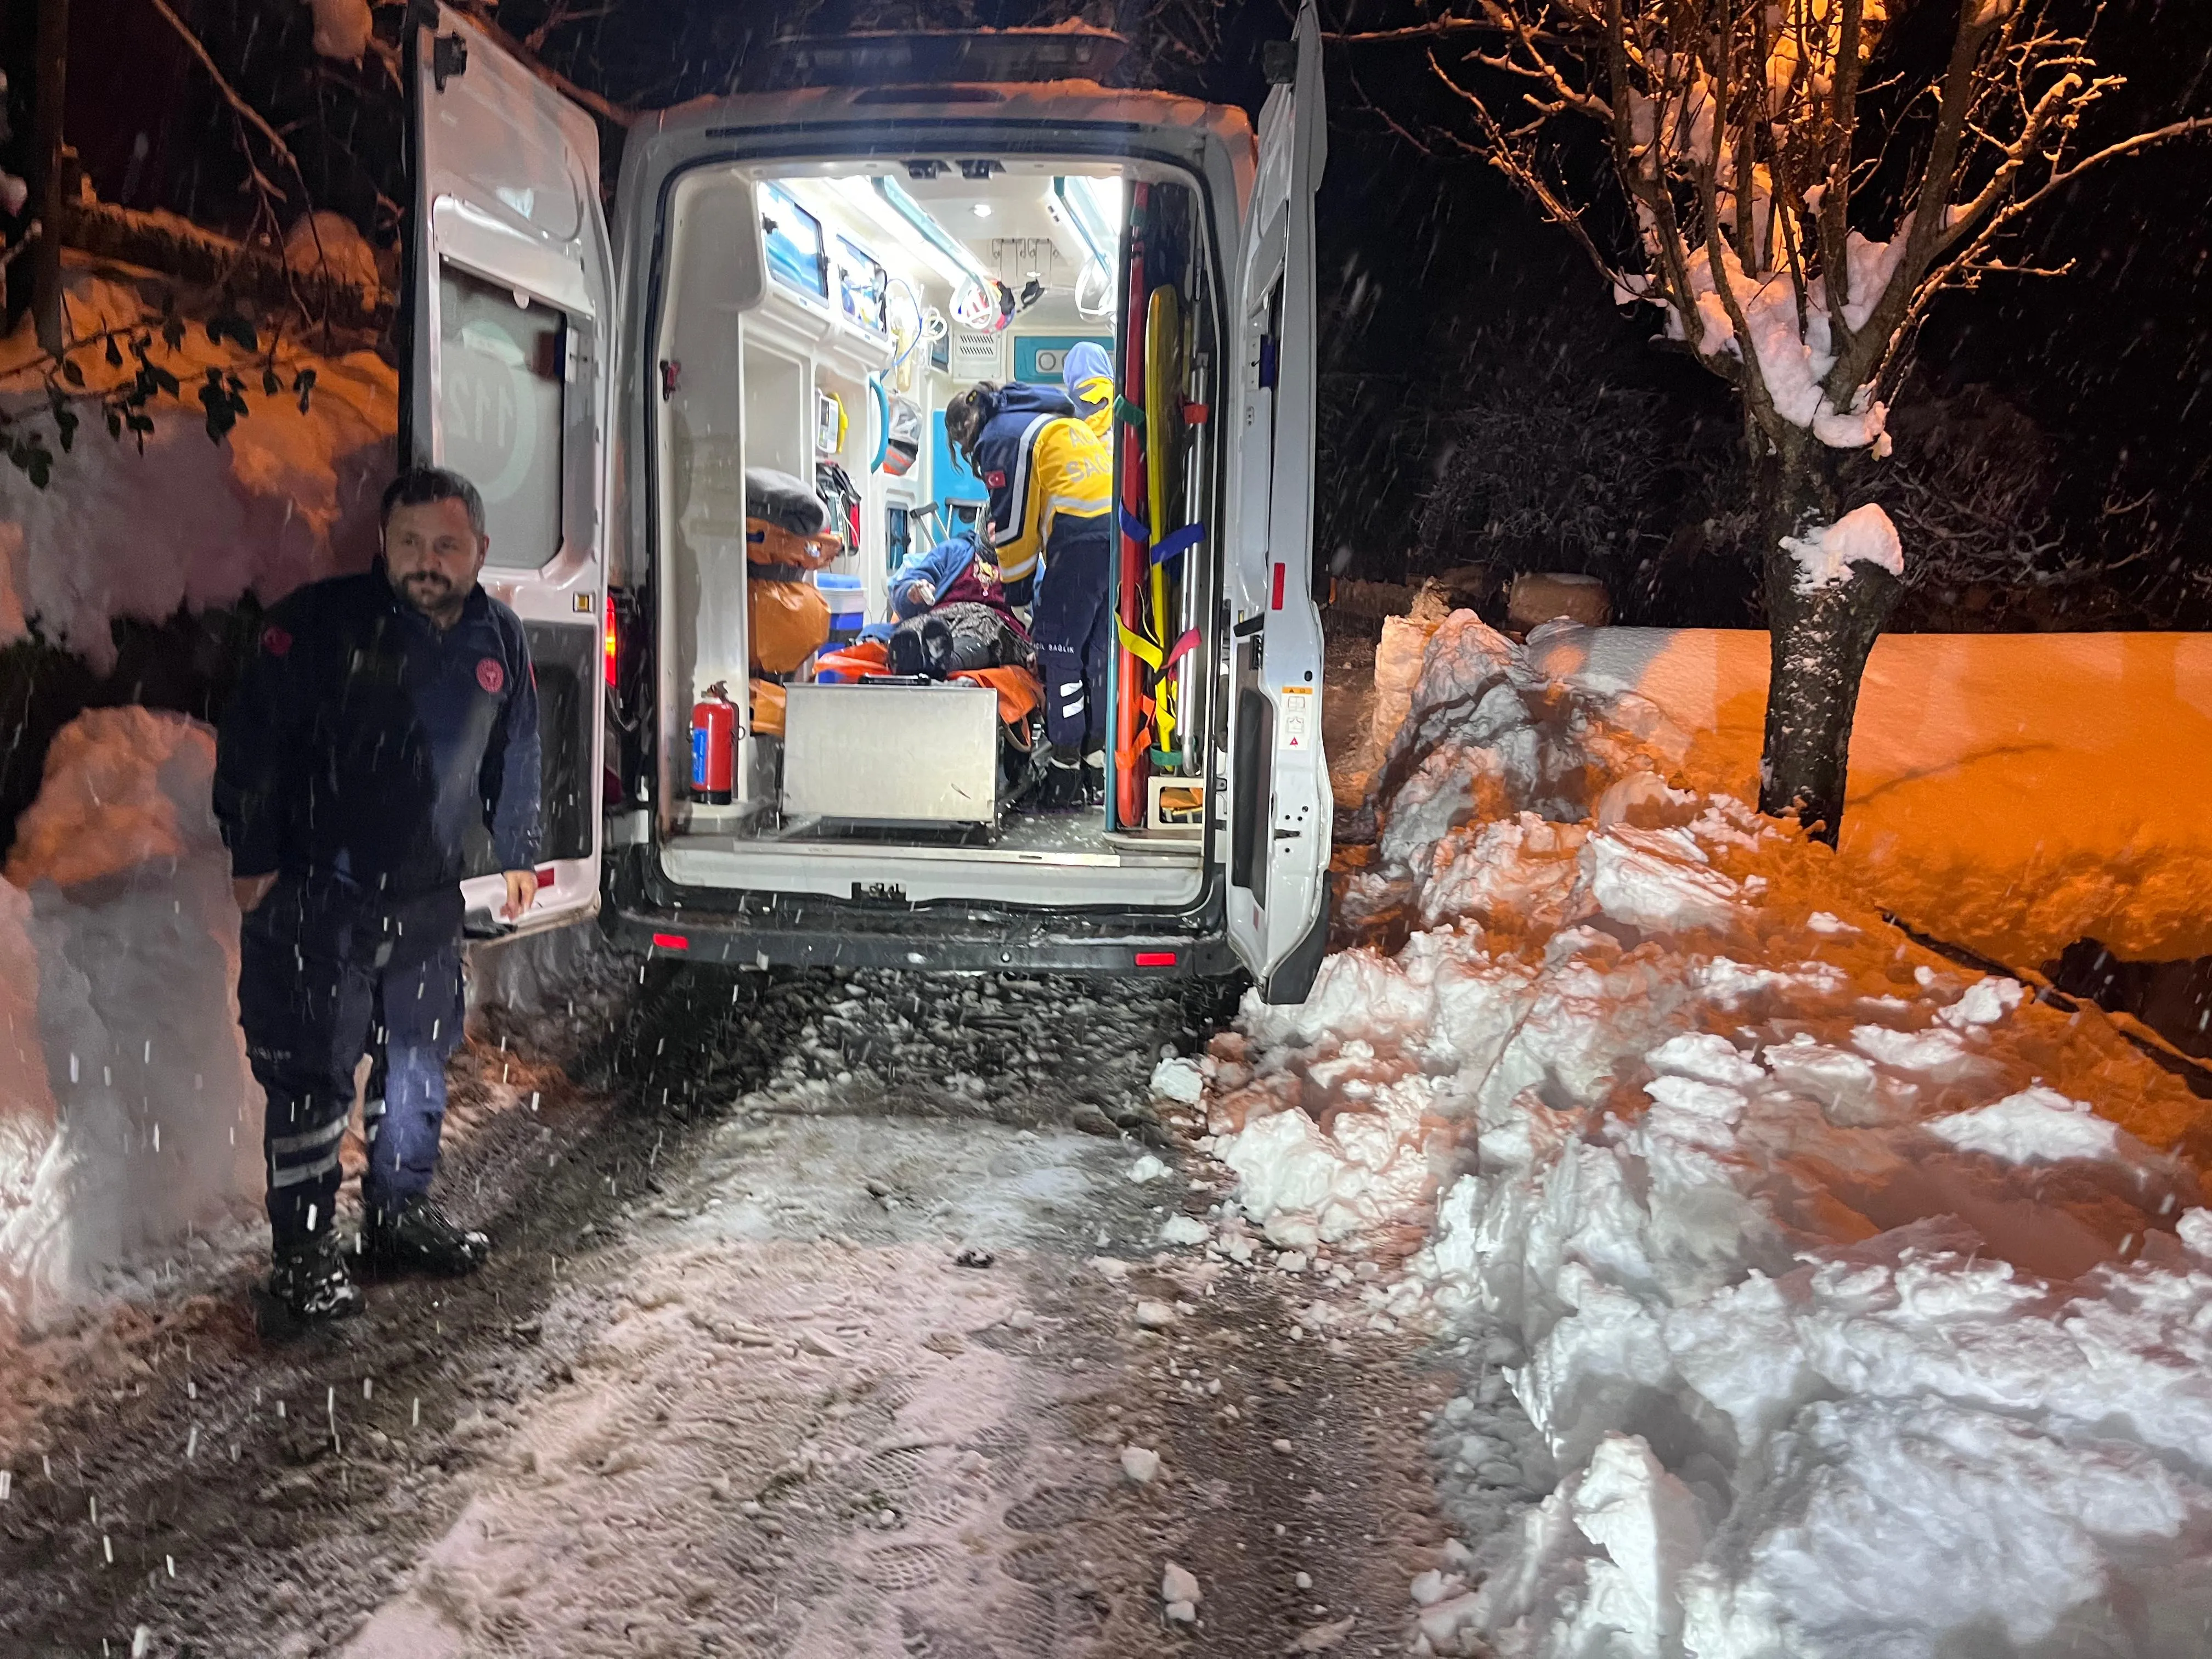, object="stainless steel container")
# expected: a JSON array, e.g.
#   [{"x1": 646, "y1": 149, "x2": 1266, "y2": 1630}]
[{"x1": 782, "y1": 682, "x2": 1000, "y2": 825}]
